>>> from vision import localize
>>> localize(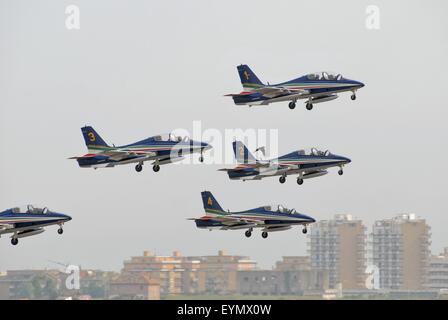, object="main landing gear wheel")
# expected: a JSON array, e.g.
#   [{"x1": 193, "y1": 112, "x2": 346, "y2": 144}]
[
  {"x1": 297, "y1": 178, "x2": 304, "y2": 185},
  {"x1": 351, "y1": 94, "x2": 356, "y2": 100},
  {"x1": 153, "y1": 165, "x2": 160, "y2": 172},
  {"x1": 338, "y1": 169, "x2": 344, "y2": 176},
  {"x1": 135, "y1": 164, "x2": 143, "y2": 172},
  {"x1": 11, "y1": 238, "x2": 18, "y2": 245},
  {"x1": 279, "y1": 176, "x2": 286, "y2": 184},
  {"x1": 245, "y1": 230, "x2": 252, "y2": 238},
  {"x1": 306, "y1": 103, "x2": 313, "y2": 111},
  {"x1": 288, "y1": 102, "x2": 296, "y2": 110},
  {"x1": 261, "y1": 231, "x2": 268, "y2": 239},
  {"x1": 58, "y1": 228, "x2": 64, "y2": 235},
  {"x1": 302, "y1": 227, "x2": 308, "y2": 234}
]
